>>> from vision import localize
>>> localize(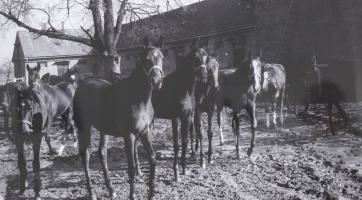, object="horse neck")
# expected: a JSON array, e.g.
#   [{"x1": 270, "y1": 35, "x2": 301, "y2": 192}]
[
  {"x1": 177, "y1": 53, "x2": 197, "y2": 92},
  {"x1": 233, "y1": 62, "x2": 249, "y2": 84},
  {"x1": 128, "y1": 63, "x2": 153, "y2": 102}
]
